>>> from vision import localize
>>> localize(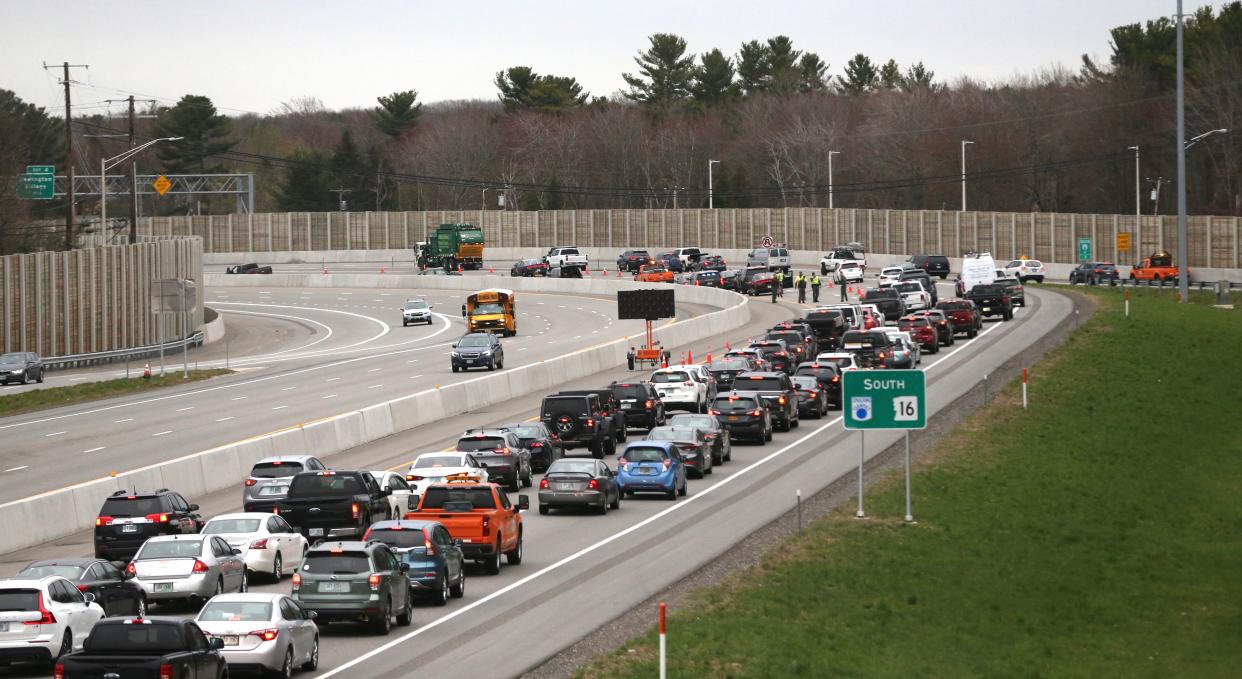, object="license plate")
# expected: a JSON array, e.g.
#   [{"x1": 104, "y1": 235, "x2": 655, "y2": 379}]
[
  {"x1": 121, "y1": 524, "x2": 138, "y2": 533},
  {"x1": 318, "y1": 581, "x2": 349, "y2": 593},
  {"x1": 308, "y1": 528, "x2": 324, "y2": 537},
  {"x1": 982, "y1": 307, "x2": 991, "y2": 312},
  {"x1": 728, "y1": 415, "x2": 740, "y2": 421},
  {"x1": 259, "y1": 486, "x2": 287, "y2": 496},
  {"x1": 154, "y1": 583, "x2": 174, "y2": 593},
  {"x1": 636, "y1": 468, "x2": 655, "y2": 475},
  {"x1": 222, "y1": 635, "x2": 239, "y2": 646},
  {"x1": 557, "y1": 482, "x2": 576, "y2": 491}
]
